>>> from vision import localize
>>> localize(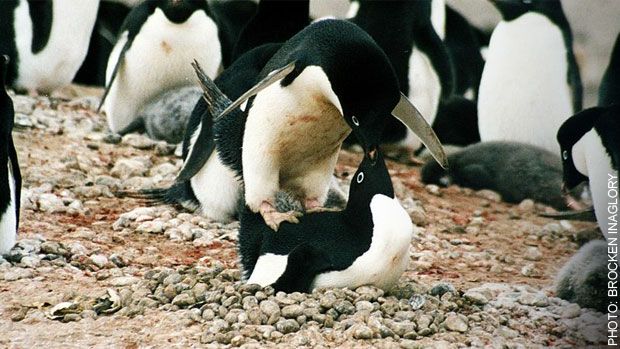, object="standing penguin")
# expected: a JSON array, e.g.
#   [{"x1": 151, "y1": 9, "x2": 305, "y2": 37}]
[
  {"x1": 477, "y1": 0, "x2": 582, "y2": 155},
  {"x1": 0, "y1": 0, "x2": 99, "y2": 93},
  {"x1": 348, "y1": 0, "x2": 454, "y2": 154},
  {"x1": 99, "y1": 0, "x2": 222, "y2": 133},
  {"x1": 552, "y1": 34, "x2": 619, "y2": 312},
  {"x1": 239, "y1": 150, "x2": 413, "y2": 293},
  {"x1": 213, "y1": 20, "x2": 447, "y2": 230},
  {"x1": 0, "y1": 56, "x2": 22, "y2": 254}
]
